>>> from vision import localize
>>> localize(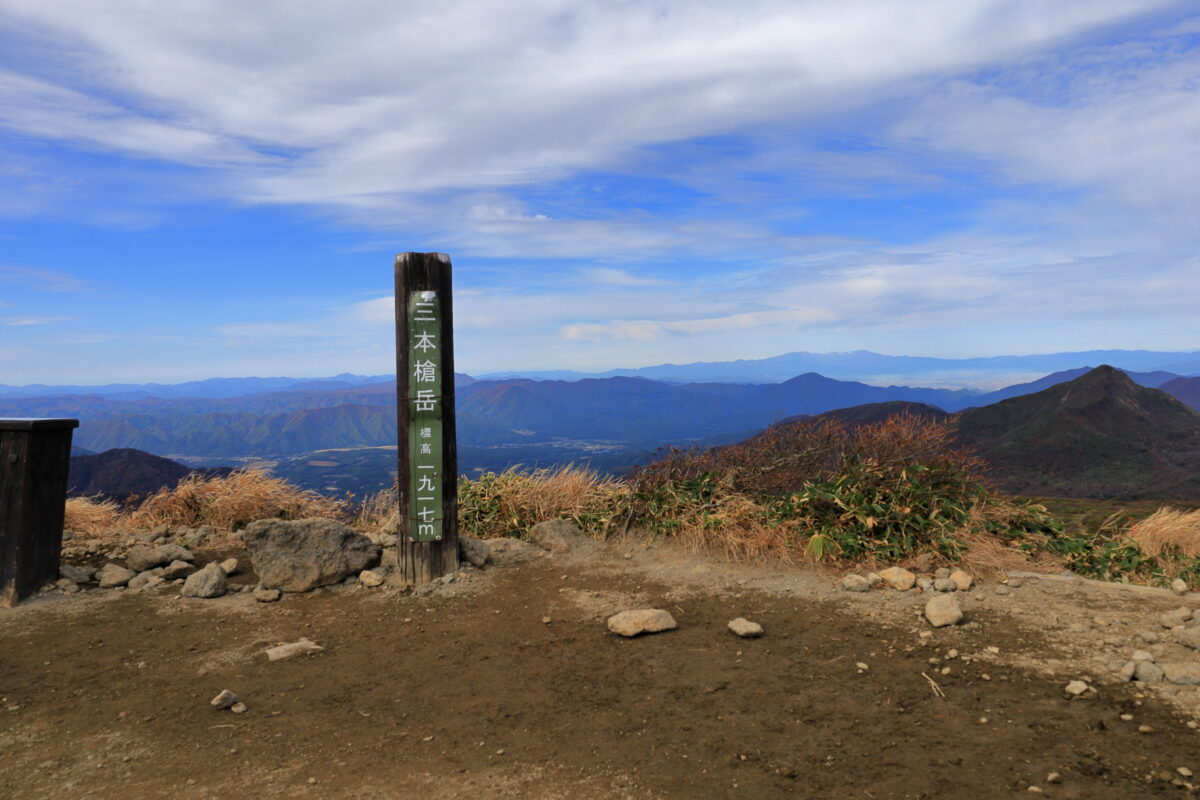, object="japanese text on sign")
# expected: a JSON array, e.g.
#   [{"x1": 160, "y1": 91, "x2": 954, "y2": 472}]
[{"x1": 407, "y1": 291, "x2": 443, "y2": 541}]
